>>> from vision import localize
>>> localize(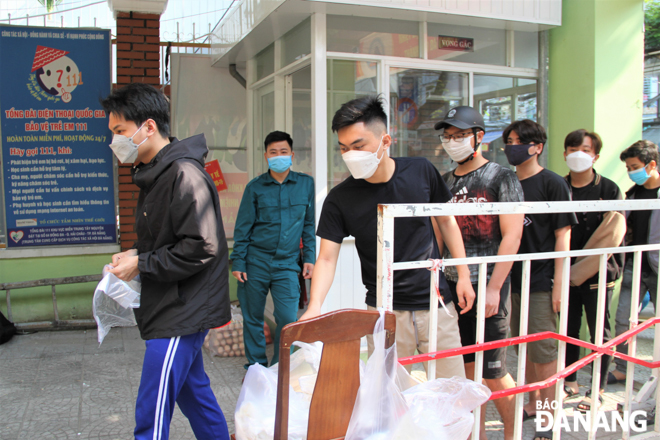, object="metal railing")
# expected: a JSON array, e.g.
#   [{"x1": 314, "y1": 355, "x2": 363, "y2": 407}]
[
  {"x1": 377, "y1": 199, "x2": 660, "y2": 440},
  {"x1": 1, "y1": 275, "x2": 101, "y2": 331}
]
